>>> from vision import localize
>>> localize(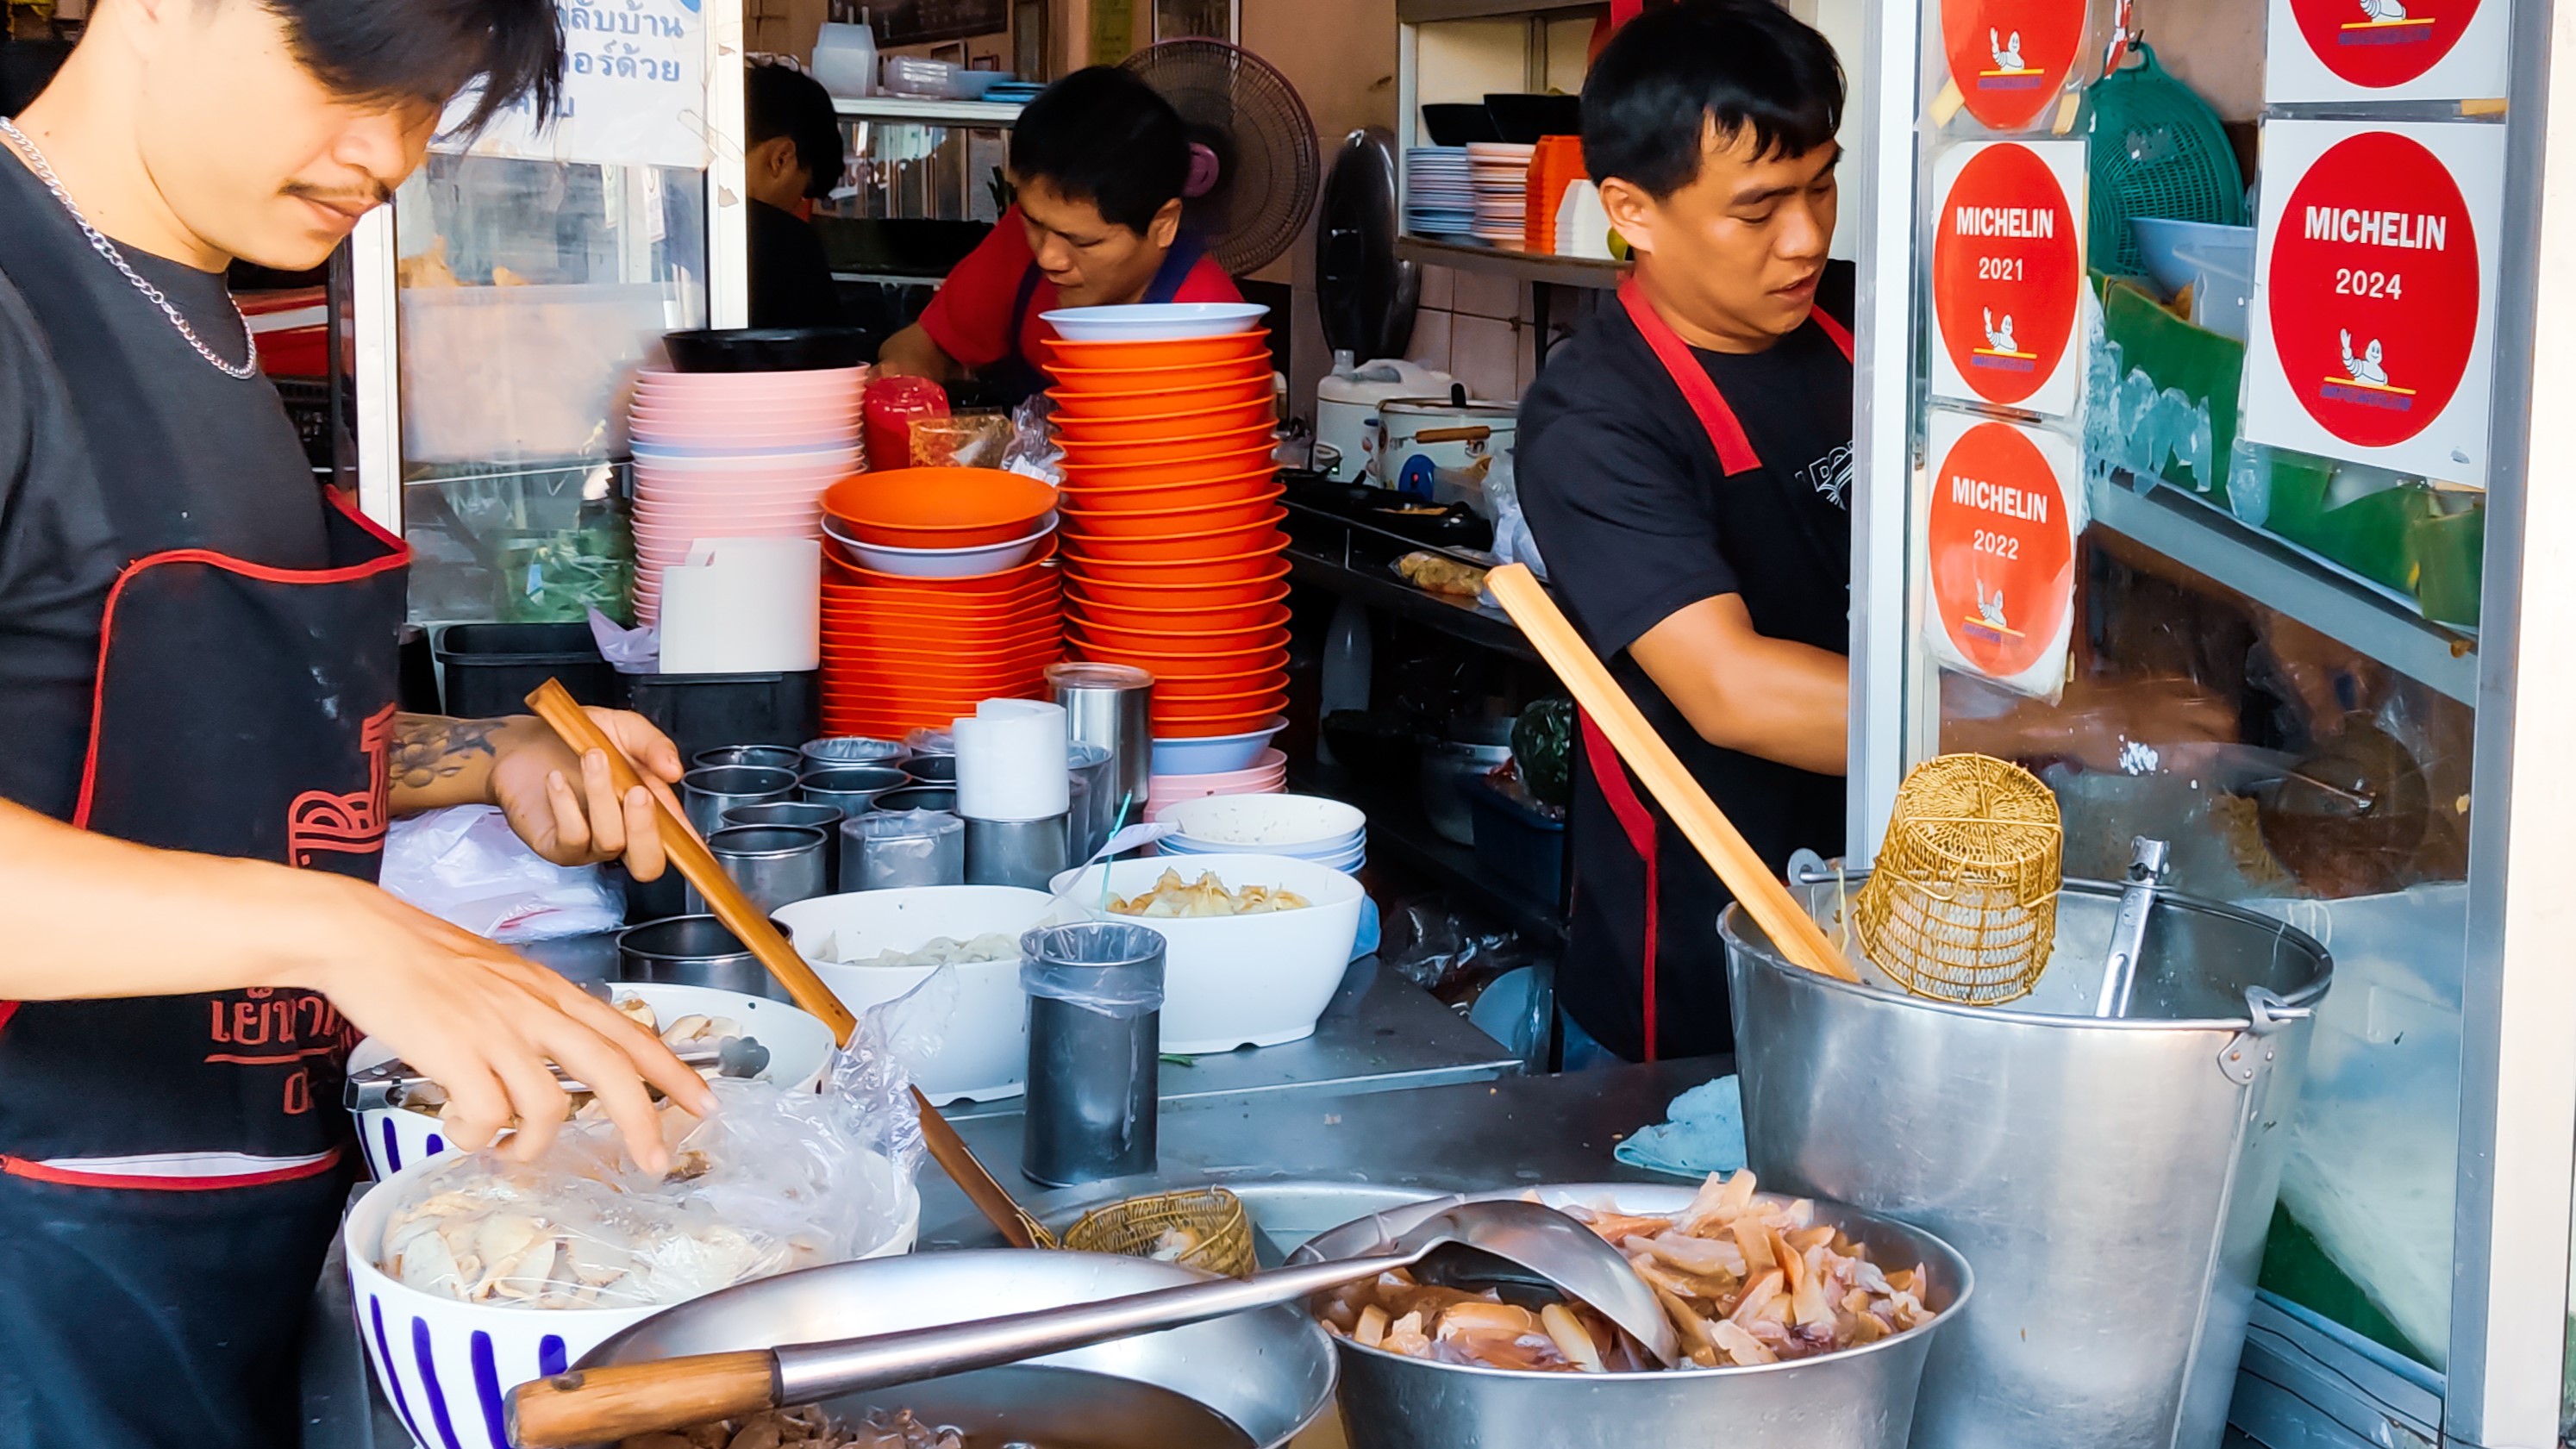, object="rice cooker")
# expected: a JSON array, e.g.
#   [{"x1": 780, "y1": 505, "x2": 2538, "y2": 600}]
[
  {"x1": 1377, "y1": 396, "x2": 1518, "y2": 501},
  {"x1": 1314, "y1": 355, "x2": 1456, "y2": 484}
]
